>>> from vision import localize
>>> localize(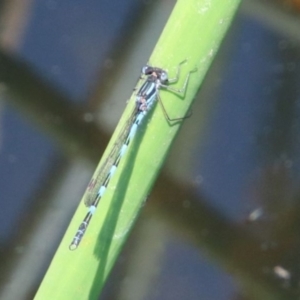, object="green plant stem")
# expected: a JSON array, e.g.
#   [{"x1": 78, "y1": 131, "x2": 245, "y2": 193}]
[{"x1": 35, "y1": 0, "x2": 241, "y2": 299}]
